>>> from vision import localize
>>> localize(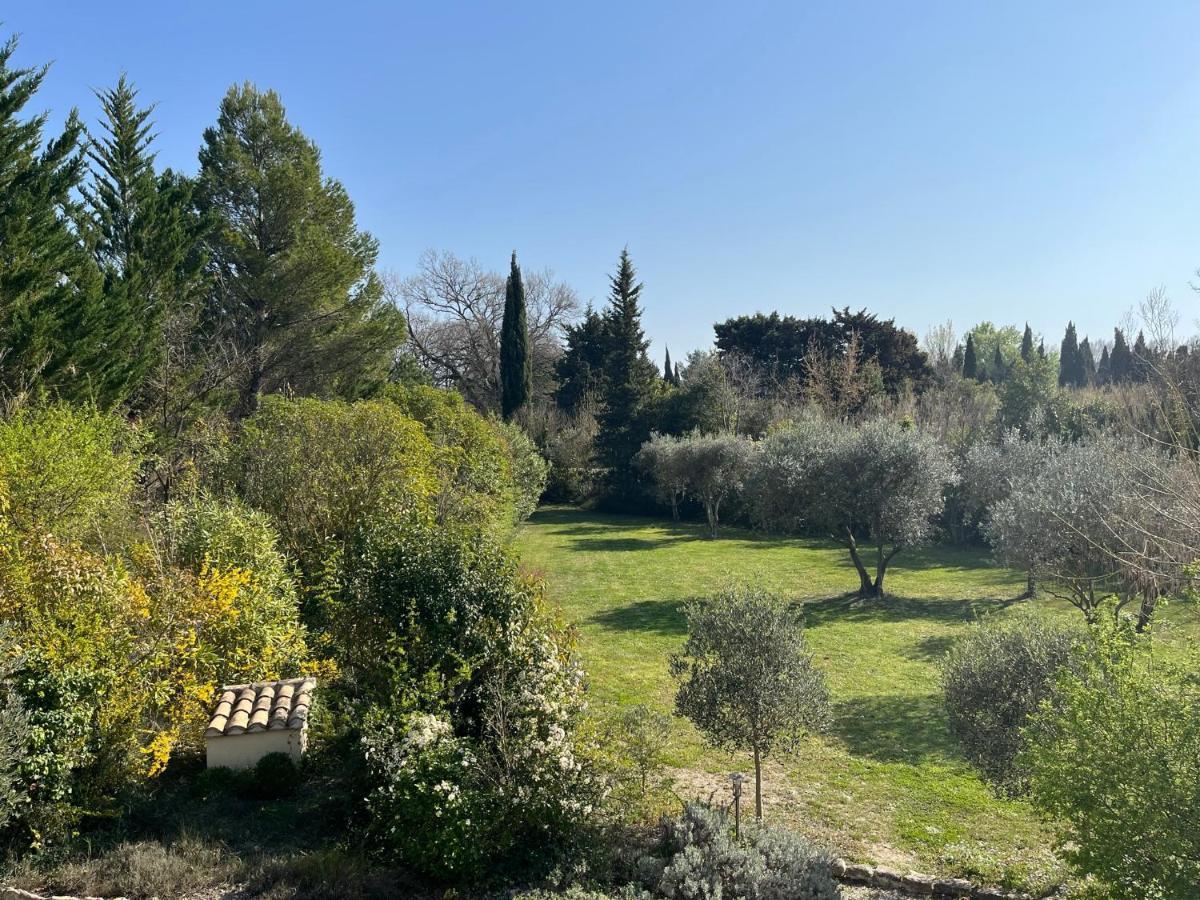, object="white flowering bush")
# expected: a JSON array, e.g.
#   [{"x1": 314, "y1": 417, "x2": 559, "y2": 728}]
[{"x1": 361, "y1": 586, "x2": 605, "y2": 882}]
